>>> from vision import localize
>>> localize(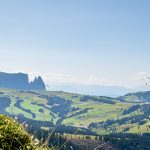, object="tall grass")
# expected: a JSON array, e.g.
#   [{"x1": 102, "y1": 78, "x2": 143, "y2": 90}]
[{"x1": 0, "y1": 114, "x2": 54, "y2": 150}]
